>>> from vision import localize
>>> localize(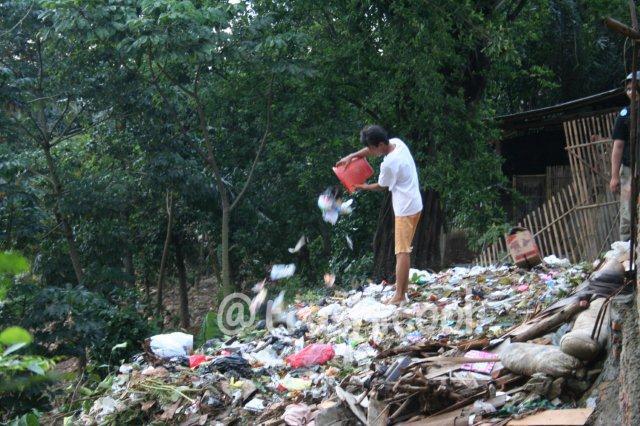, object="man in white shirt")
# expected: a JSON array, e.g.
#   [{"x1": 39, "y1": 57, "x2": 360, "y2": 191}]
[{"x1": 336, "y1": 125, "x2": 423, "y2": 304}]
